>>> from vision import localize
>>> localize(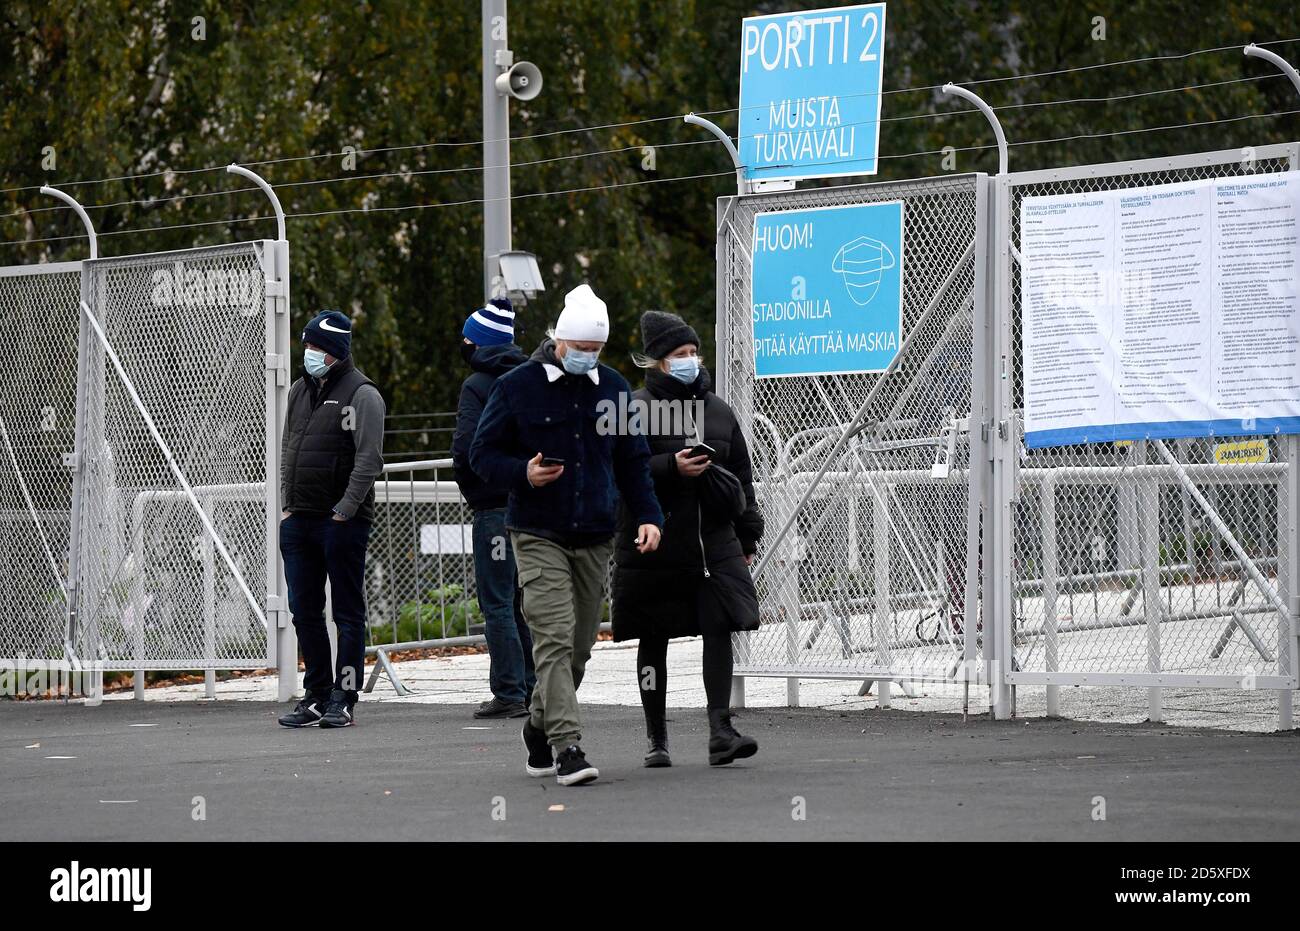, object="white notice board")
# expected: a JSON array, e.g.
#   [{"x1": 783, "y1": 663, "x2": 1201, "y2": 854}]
[{"x1": 1020, "y1": 171, "x2": 1300, "y2": 448}]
